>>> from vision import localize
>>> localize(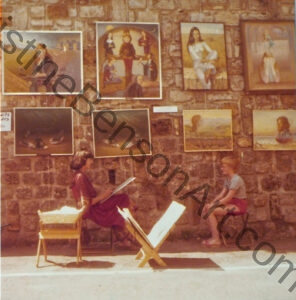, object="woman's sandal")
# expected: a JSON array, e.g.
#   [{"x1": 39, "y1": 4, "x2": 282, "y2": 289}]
[{"x1": 201, "y1": 238, "x2": 222, "y2": 248}]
